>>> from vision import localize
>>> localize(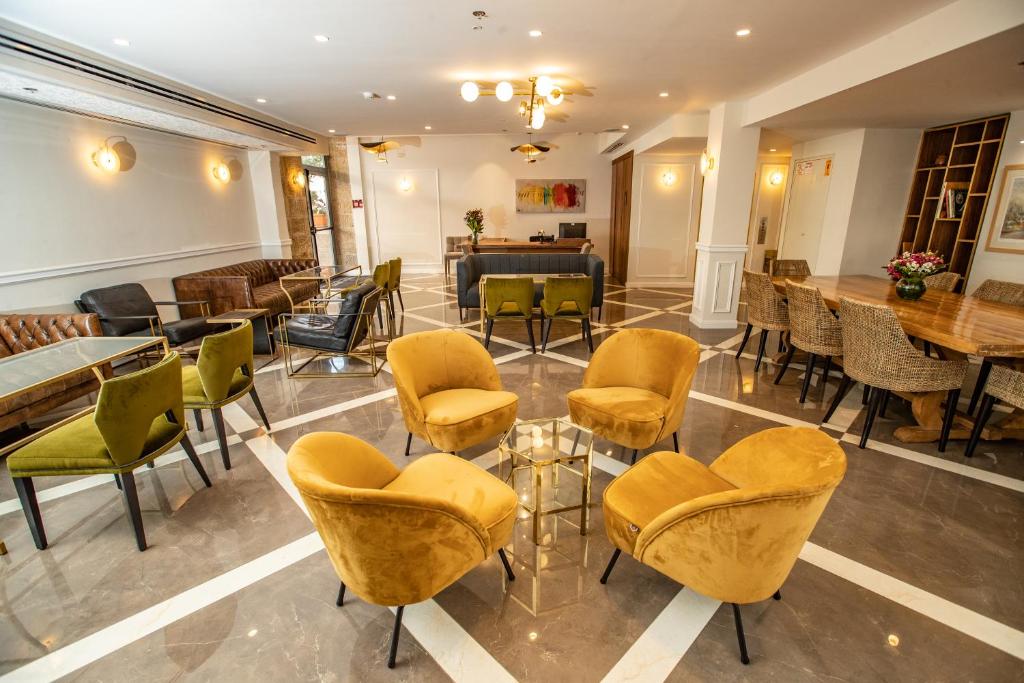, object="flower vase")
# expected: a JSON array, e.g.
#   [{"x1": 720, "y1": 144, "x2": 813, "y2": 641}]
[
  {"x1": 896, "y1": 276, "x2": 926, "y2": 301},
  {"x1": 471, "y1": 232, "x2": 479, "y2": 245}
]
